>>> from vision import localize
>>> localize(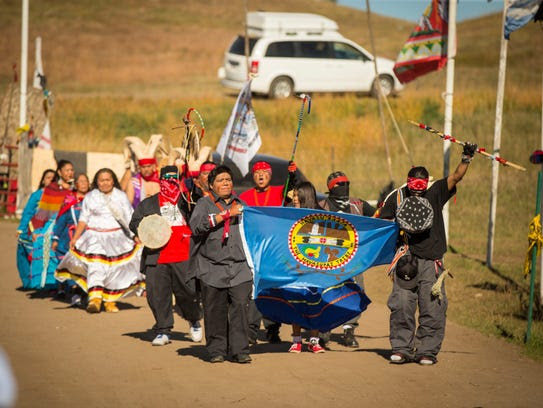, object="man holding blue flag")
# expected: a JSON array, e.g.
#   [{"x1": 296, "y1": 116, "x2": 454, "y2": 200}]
[{"x1": 190, "y1": 165, "x2": 252, "y2": 364}]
